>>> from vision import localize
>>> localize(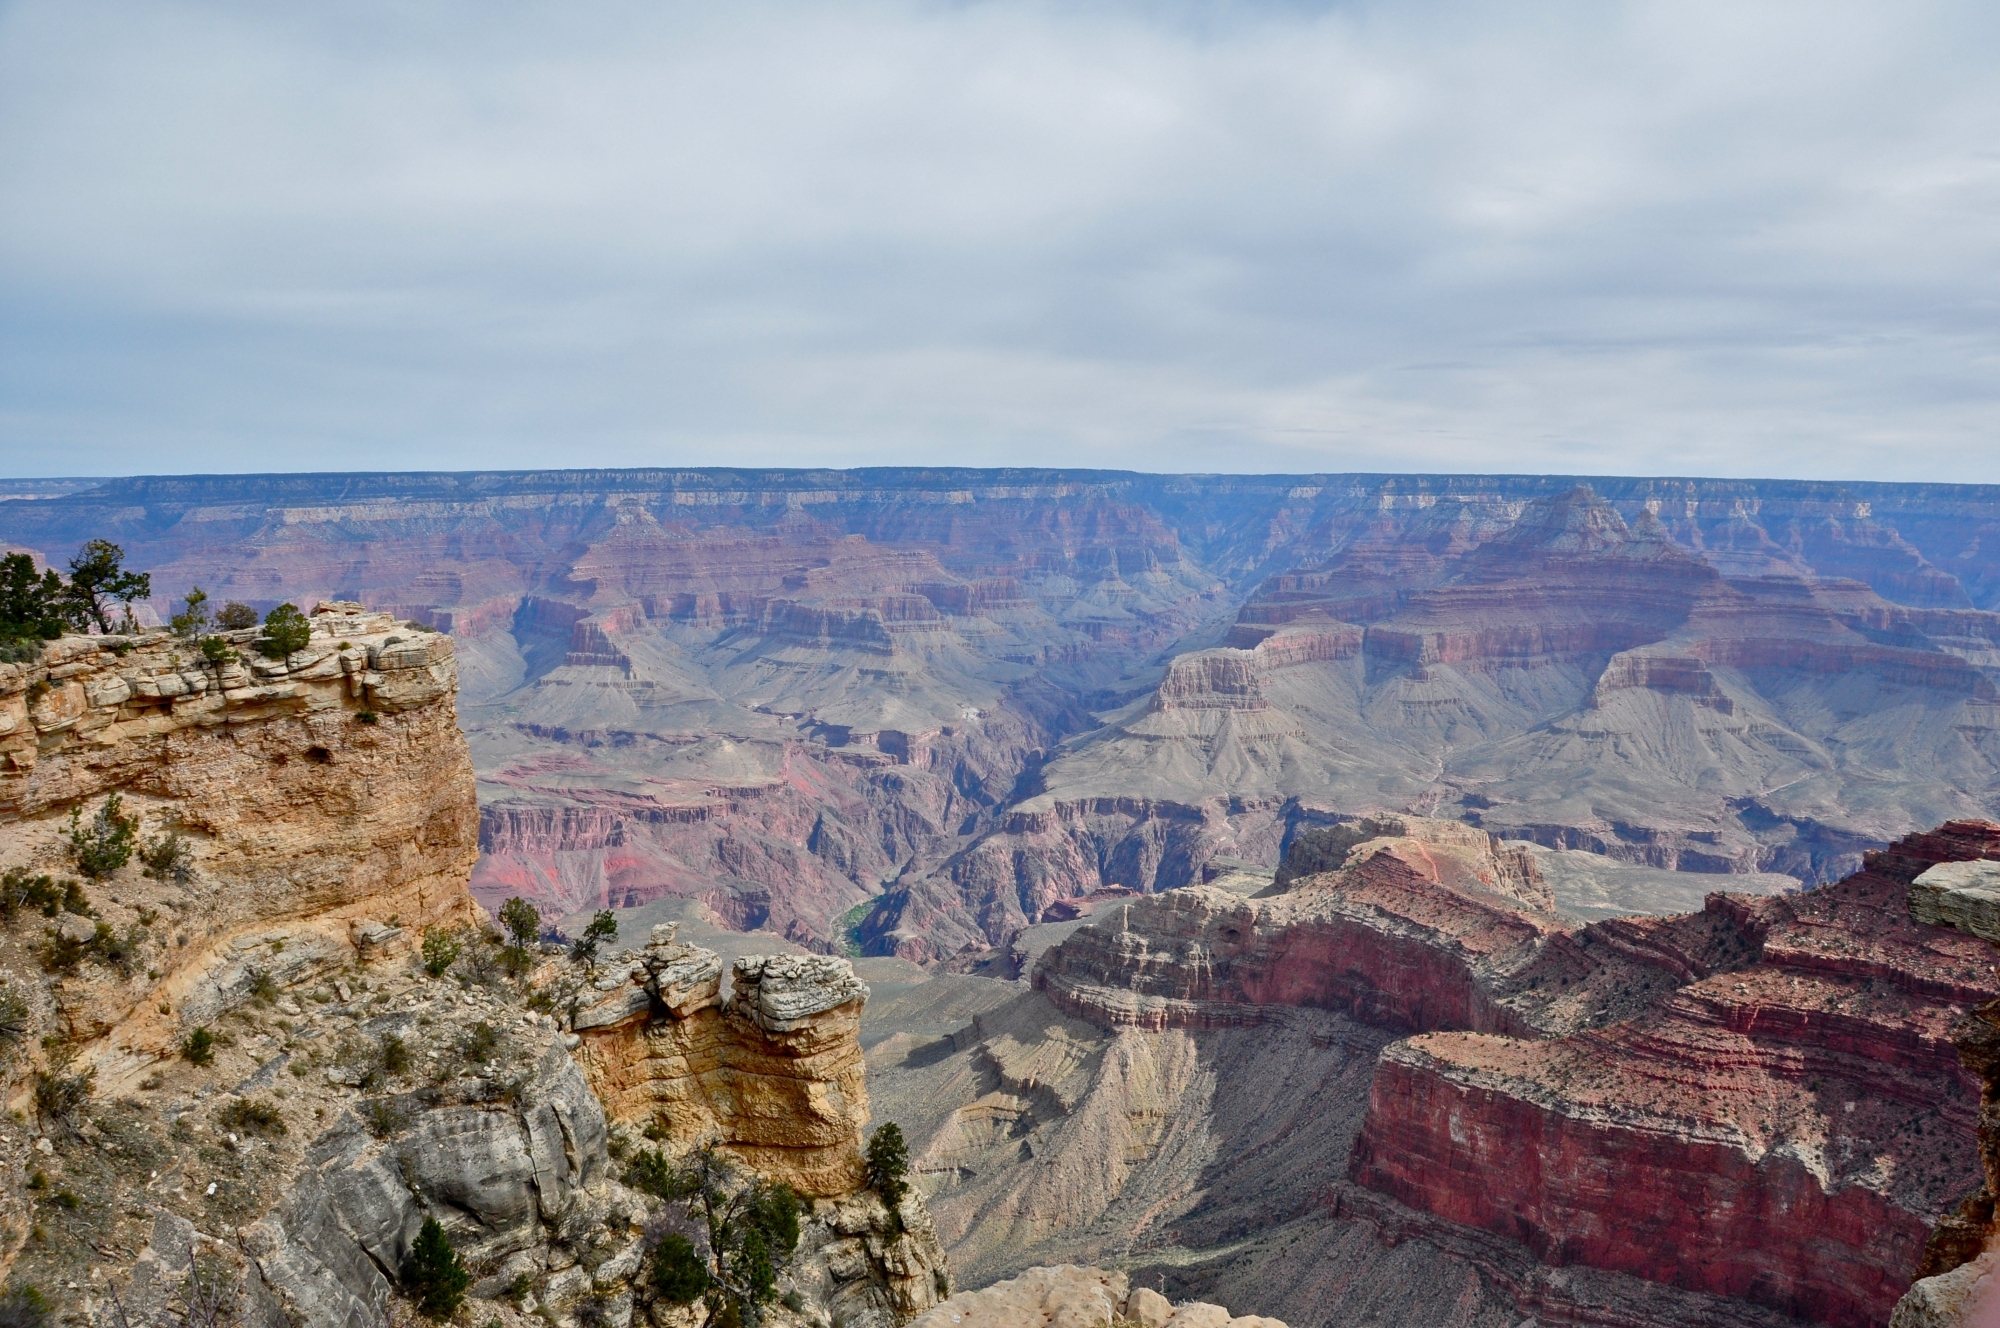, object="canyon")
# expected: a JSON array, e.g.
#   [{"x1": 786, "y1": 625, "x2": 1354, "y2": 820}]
[
  {"x1": 866, "y1": 814, "x2": 2000, "y2": 1328},
  {"x1": 4, "y1": 469, "x2": 1999, "y2": 961},
  {"x1": 7, "y1": 467, "x2": 2000, "y2": 1325}
]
